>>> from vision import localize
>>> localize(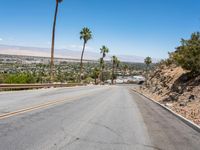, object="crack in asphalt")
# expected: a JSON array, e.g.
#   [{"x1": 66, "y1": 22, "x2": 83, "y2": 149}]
[{"x1": 89, "y1": 121, "x2": 123, "y2": 138}]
